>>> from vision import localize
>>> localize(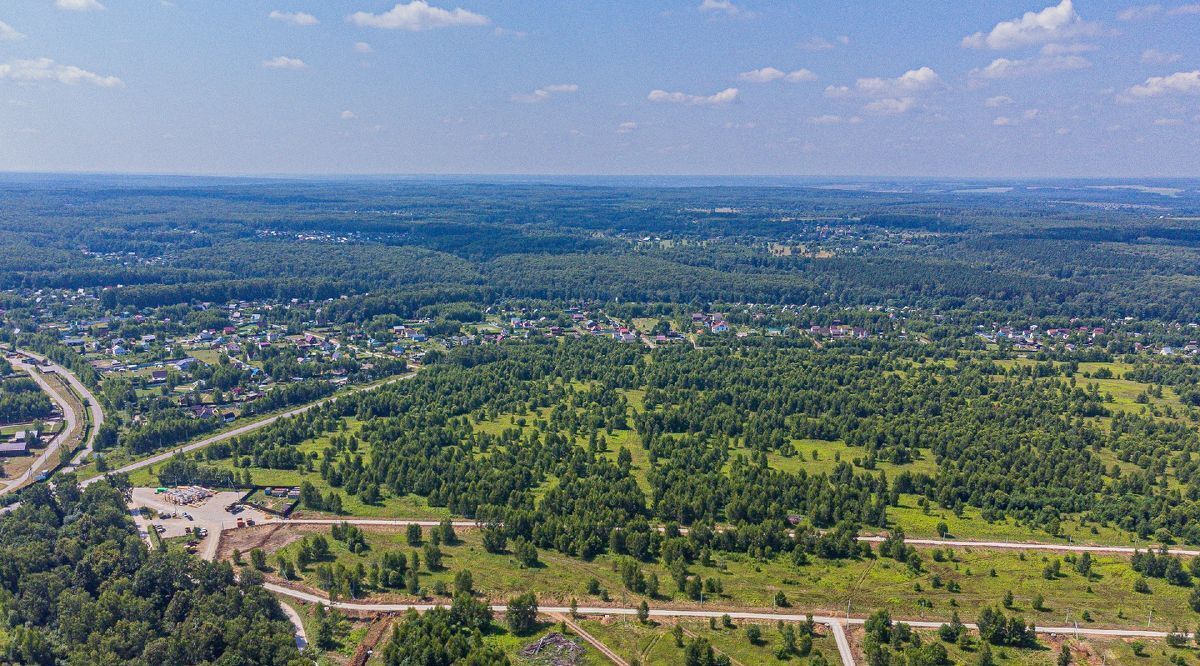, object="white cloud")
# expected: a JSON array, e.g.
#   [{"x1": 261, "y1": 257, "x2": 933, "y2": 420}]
[
  {"x1": 969, "y1": 54, "x2": 1090, "y2": 82},
  {"x1": 828, "y1": 66, "x2": 941, "y2": 99},
  {"x1": 269, "y1": 10, "x2": 319, "y2": 26},
  {"x1": 1056, "y1": 127, "x2": 1071, "y2": 134},
  {"x1": 0, "y1": 20, "x2": 24, "y2": 41},
  {"x1": 616, "y1": 121, "x2": 637, "y2": 134},
  {"x1": 994, "y1": 116, "x2": 1014, "y2": 126},
  {"x1": 0, "y1": 58, "x2": 121, "y2": 87},
  {"x1": 698, "y1": 0, "x2": 740, "y2": 16},
  {"x1": 1154, "y1": 117, "x2": 1185, "y2": 125},
  {"x1": 262, "y1": 56, "x2": 306, "y2": 70},
  {"x1": 1141, "y1": 48, "x2": 1182, "y2": 64},
  {"x1": 739, "y1": 67, "x2": 784, "y2": 83},
  {"x1": 808, "y1": 114, "x2": 861, "y2": 125},
  {"x1": 647, "y1": 87, "x2": 739, "y2": 106},
  {"x1": 347, "y1": 1, "x2": 489, "y2": 31},
  {"x1": 354, "y1": 42, "x2": 373, "y2": 53},
  {"x1": 55, "y1": 0, "x2": 104, "y2": 11},
  {"x1": 783, "y1": 69, "x2": 818, "y2": 82},
  {"x1": 985, "y1": 95, "x2": 1014, "y2": 107},
  {"x1": 341, "y1": 110, "x2": 356, "y2": 119},
  {"x1": 963, "y1": 0, "x2": 1099, "y2": 50},
  {"x1": 511, "y1": 83, "x2": 579, "y2": 103},
  {"x1": 1126, "y1": 70, "x2": 1200, "y2": 97},
  {"x1": 864, "y1": 97, "x2": 915, "y2": 115},
  {"x1": 1169, "y1": 3, "x2": 1200, "y2": 14},
  {"x1": 1023, "y1": 108, "x2": 1040, "y2": 120},
  {"x1": 738, "y1": 67, "x2": 816, "y2": 83}
]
